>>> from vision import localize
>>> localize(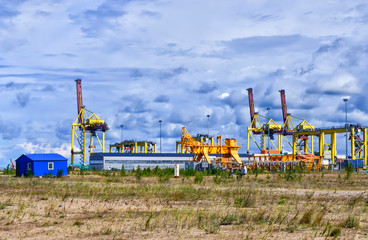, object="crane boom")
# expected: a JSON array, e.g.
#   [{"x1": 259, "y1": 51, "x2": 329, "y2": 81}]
[
  {"x1": 75, "y1": 79, "x2": 83, "y2": 123},
  {"x1": 279, "y1": 89, "x2": 288, "y2": 131},
  {"x1": 247, "y1": 88, "x2": 256, "y2": 128}
]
